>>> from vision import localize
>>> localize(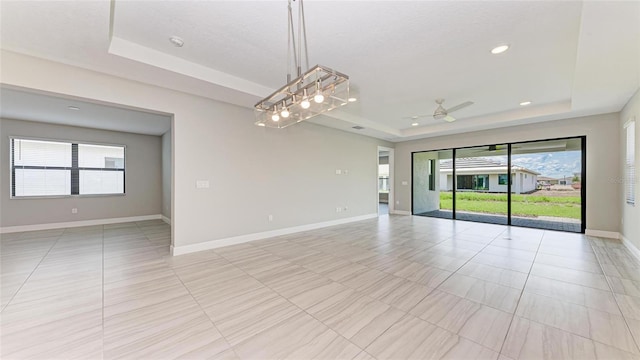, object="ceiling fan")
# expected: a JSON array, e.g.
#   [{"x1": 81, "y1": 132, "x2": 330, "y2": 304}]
[{"x1": 433, "y1": 98, "x2": 474, "y2": 122}]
